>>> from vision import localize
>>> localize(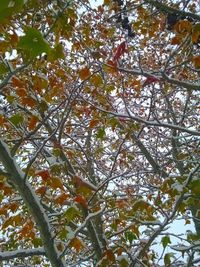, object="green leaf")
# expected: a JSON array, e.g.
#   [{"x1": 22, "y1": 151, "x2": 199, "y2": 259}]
[
  {"x1": 119, "y1": 258, "x2": 129, "y2": 267},
  {"x1": 0, "y1": 62, "x2": 9, "y2": 75},
  {"x1": 18, "y1": 27, "x2": 51, "y2": 61},
  {"x1": 0, "y1": 0, "x2": 24, "y2": 23},
  {"x1": 161, "y1": 235, "x2": 171, "y2": 249},
  {"x1": 189, "y1": 180, "x2": 200, "y2": 195},
  {"x1": 64, "y1": 207, "x2": 80, "y2": 221},
  {"x1": 109, "y1": 117, "x2": 120, "y2": 131},
  {"x1": 32, "y1": 238, "x2": 43, "y2": 248},
  {"x1": 96, "y1": 128, "x2": 106, "y2": 139},
  {"x1": 48, "y1": 43, "x2": 65, "y2": 62},
  {"x1": 164, "y1": 253, "x2": 174, "y2": 267},
  {"x1": 38, "y1": 100, "x2": 48, "y2": 113},
  {"x1": 124, "y1": 231, "x2": 137, "y2": 244},
  {"x1": 9, "y1": 114, "x2": 24, "y2": 126}
]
